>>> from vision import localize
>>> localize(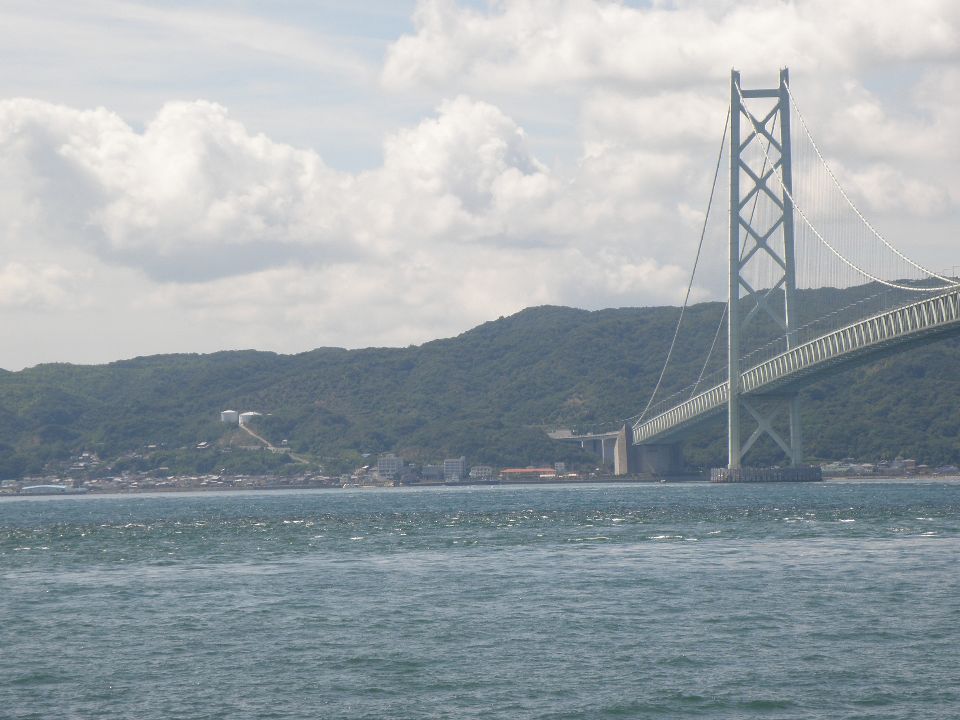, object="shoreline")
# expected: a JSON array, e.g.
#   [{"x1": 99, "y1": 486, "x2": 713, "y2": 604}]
[{"x1": 3, "y1": 473, "x2": 959, "y2": 498}]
